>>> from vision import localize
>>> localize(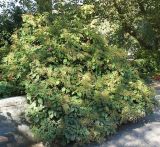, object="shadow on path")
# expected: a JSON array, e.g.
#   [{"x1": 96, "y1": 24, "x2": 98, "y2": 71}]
[{"x1": 0, "y1": 97, "x2": 38, "y2": 147}]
